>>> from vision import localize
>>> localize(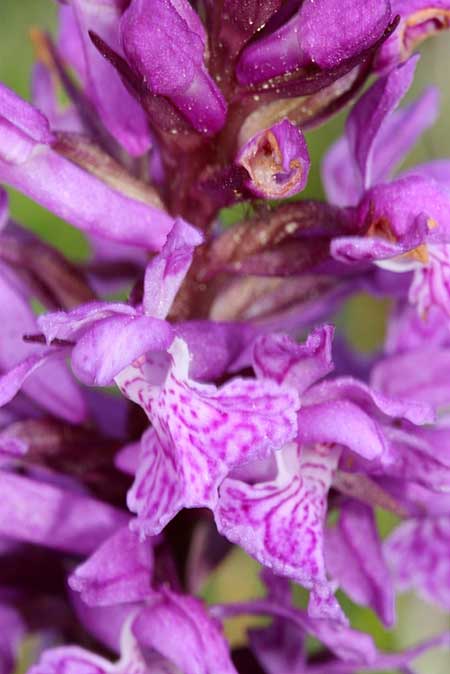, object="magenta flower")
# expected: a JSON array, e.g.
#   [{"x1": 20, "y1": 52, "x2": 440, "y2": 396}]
[{"x1": 0, "y1": 1, "x2": 449, "y2": 673}]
